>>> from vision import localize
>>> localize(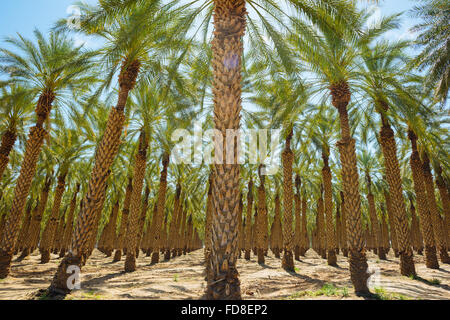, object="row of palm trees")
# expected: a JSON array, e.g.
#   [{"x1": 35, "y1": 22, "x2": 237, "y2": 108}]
[{"x1": 0, "y1": 0, "x2": 448, "y2": 299}]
